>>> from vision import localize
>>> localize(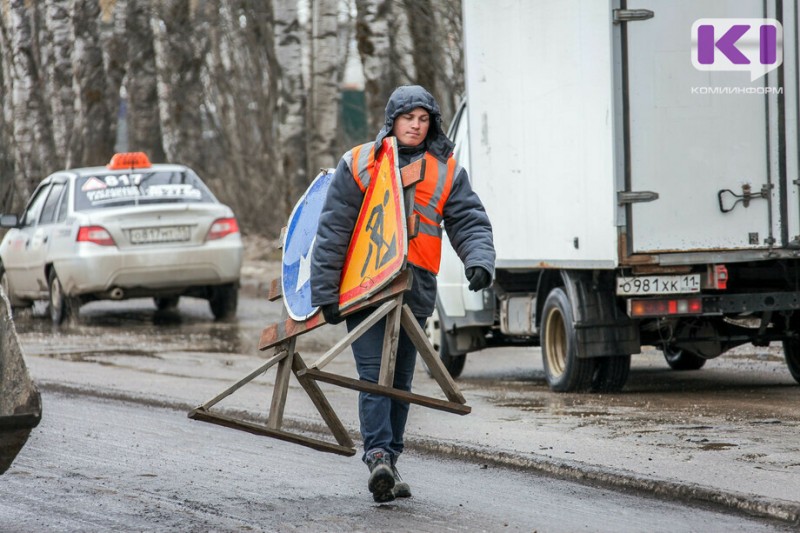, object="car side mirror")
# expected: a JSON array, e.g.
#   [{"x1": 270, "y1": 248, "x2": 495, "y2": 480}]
[{"x1": 0, "y1": 214, "x2": 19, "y2": 228}]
